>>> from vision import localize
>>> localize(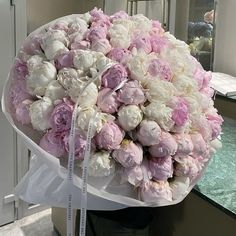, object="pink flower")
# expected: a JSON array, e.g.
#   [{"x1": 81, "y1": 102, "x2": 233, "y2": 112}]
[
  {"x1": 129, "y1": 36, "x2": 152, "y2": 53},
  {"x1": 149, "y1": 132, "x2": 178, "y2": 157},
  {"x1": 63, "y1": 132, "x2": 87, "y2": 159},
  {"x1": 117, "y1": 80, "x2": 145, "y2": 105},
  {"x1": 39, "y1": 130, "x2": 66, "y2": 157},
  {"x1": 22, "y1": 35, "x2": 42, "y2": 55},
  {"x1": 95, "y1": 122, "x2": 124, "y2": 150},
  {"x1": 10, "y1": 79, "x2": 32, "y2": 109},
  {"x1": 190, "y1": 133, "x2": 207, "y2": 157},
  {"x1": 110, "y1": 11, "x2": 129, "y2": 21},
  {"x1": 112, "y1": 140, "x2": 143, "y2": 168},
  {"x1": 97, "y1": 88, "x2": 121, "y2": 114},
  {"x1": 49, "y1": 22, "x2": 69, "y2": 32},
  {"x1": 102, "y1": 64, "x2": 127, "y2": 89},
  {"x1": 168, "y1": 97, "x2": 189, "y2": 127},
  {"x1": 206, "y1": 113, "x2": 223, "y2": 139},
  {"x1": 149, "y1": 156, "x2": 173, "y2": 181},
  {"x1": 107, "y1": 48, "x2": 131, "y2": 64},
  {"x1": 50, "y1": 99, "x2": 74, "y2": 132},
  {"x1": 148, "y1": 58, "x2": 172, "y2": 81},
  {"x1": 13, "y1": 59, "x2": 28, "y2": 80},
  {"x1": 87, "y1": 27, "x2": 107, "y2": 42},
  {"x1": 90, "y1": 8, "x2": 111, "y2": 28},
  {"x1": 91, "y1": 38, "x2": 112, "y2": 54},
  {"x1": 174, "y1": 134, "x2": 194, "y2": 157},
  {"x1": 70, "y1": 40, "x2": 90, "y2": 50},
  {"x1": 151, "y1": 20, "x2": 164, "y2": 34},
  {"x1": 15, "y1": 99, "x2": 33, "y2": 125},
  {"x1": 150, "y1": 36, "x2": 168, "y2": 53},
  {"x1": 55, "y1": 51, "x2": 74, "y2": 70}
]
